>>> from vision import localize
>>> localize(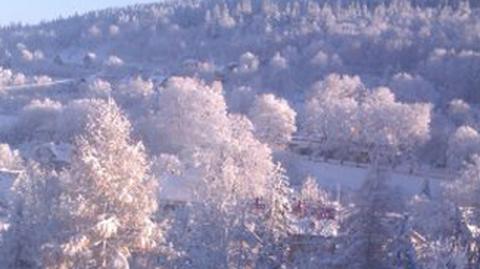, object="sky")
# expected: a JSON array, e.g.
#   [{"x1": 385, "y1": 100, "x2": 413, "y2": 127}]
[{"x1": 0, "y1": 0, "x2": 160, "y2": 26}]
